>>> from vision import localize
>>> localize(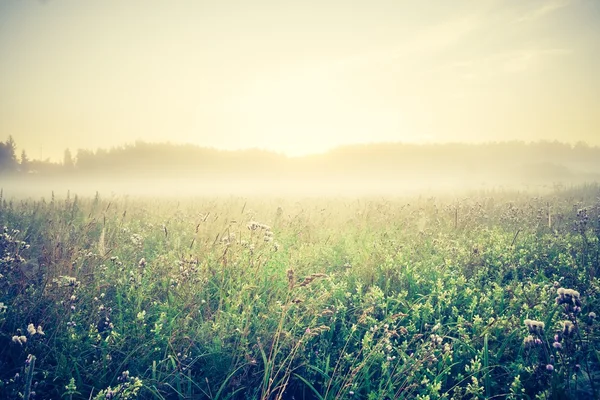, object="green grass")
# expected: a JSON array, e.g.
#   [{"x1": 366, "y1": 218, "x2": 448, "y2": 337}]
[{"x1": 0, "y1": 187, "x2": 599, "y2": 399}]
